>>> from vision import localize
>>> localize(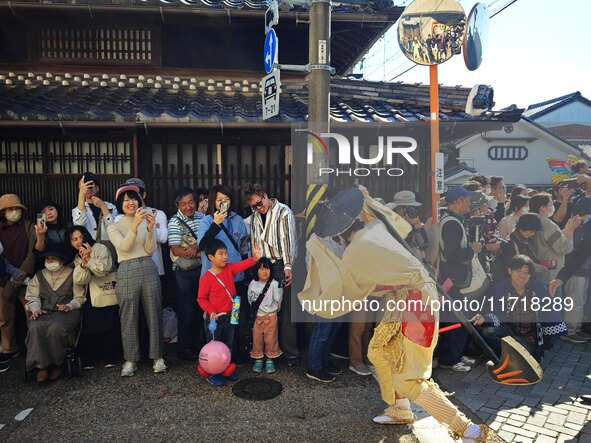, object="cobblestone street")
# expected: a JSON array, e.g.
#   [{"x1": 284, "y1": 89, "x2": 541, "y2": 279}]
[{"x1": 434, "y1": 338, "x2": 591, "y2": 442}]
